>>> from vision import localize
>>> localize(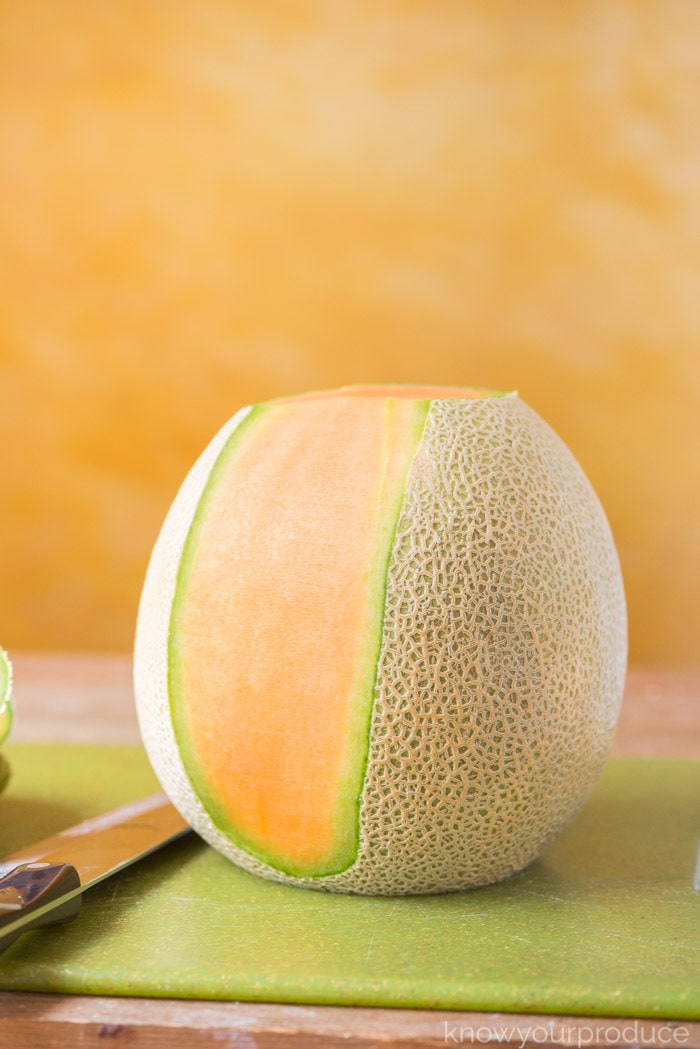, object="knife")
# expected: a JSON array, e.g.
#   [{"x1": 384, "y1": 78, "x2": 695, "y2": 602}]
[{"x1": 0, "y1": 793, "x2": 191, "y2": 954}]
